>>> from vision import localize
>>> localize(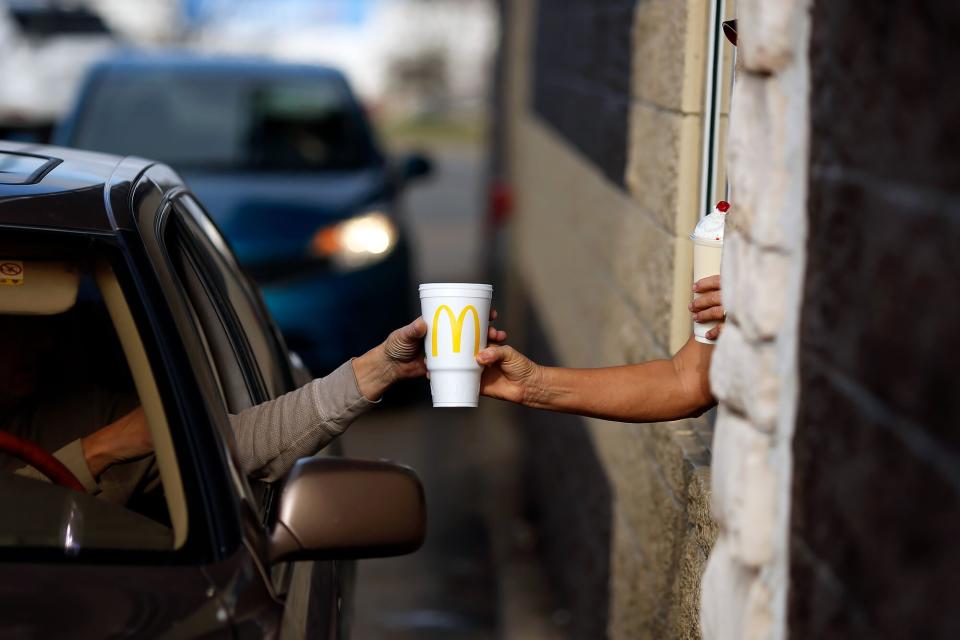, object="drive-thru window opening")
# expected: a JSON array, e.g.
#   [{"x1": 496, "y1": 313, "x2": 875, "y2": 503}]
[{"x1": 700, "y1": 1, "x2": 737, "y2": 218}]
